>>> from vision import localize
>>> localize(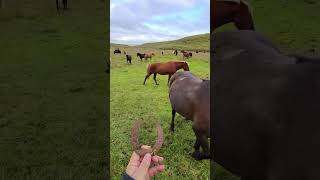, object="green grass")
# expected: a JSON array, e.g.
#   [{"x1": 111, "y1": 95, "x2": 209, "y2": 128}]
[
  {"x1": 110, "y1": 48, "x2": 210, "y2": 179},
  {"x1": 0, "y1": 1, "x2": 108, "y2": 179}
]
